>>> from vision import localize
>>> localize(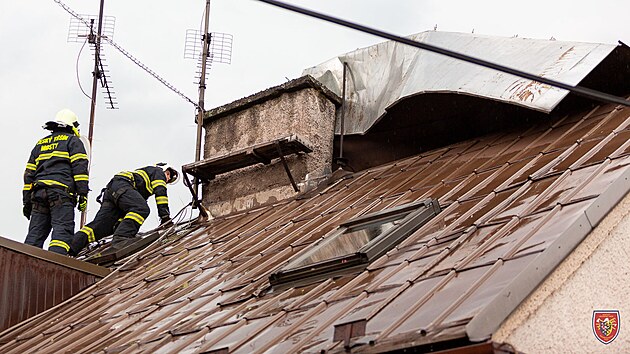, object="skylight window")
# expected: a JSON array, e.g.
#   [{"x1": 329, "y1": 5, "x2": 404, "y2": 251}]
[{"x1": 270, "y1": 199, "x2": 441, "y2": 288}]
